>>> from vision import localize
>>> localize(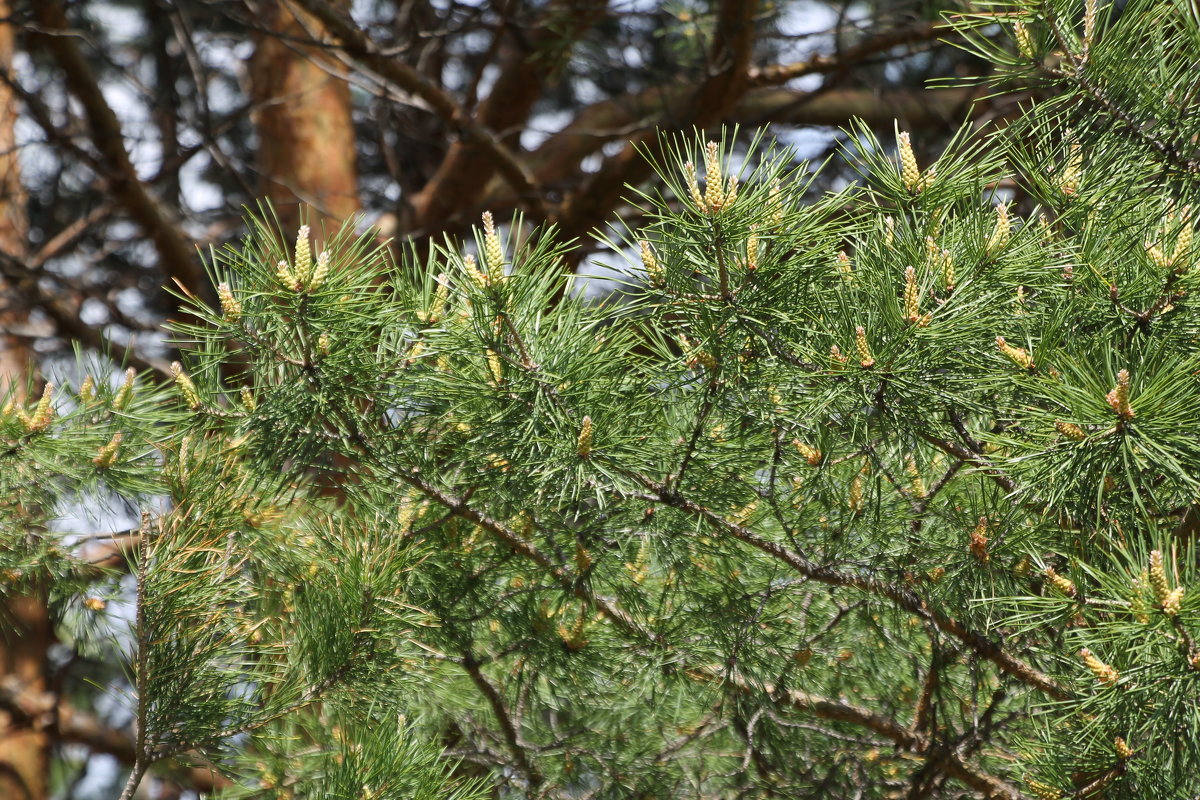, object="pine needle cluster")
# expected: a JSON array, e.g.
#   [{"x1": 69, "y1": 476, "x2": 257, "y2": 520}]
[{"x1": 3, "y1": 3, "x2": 1200, "y2": 796}]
